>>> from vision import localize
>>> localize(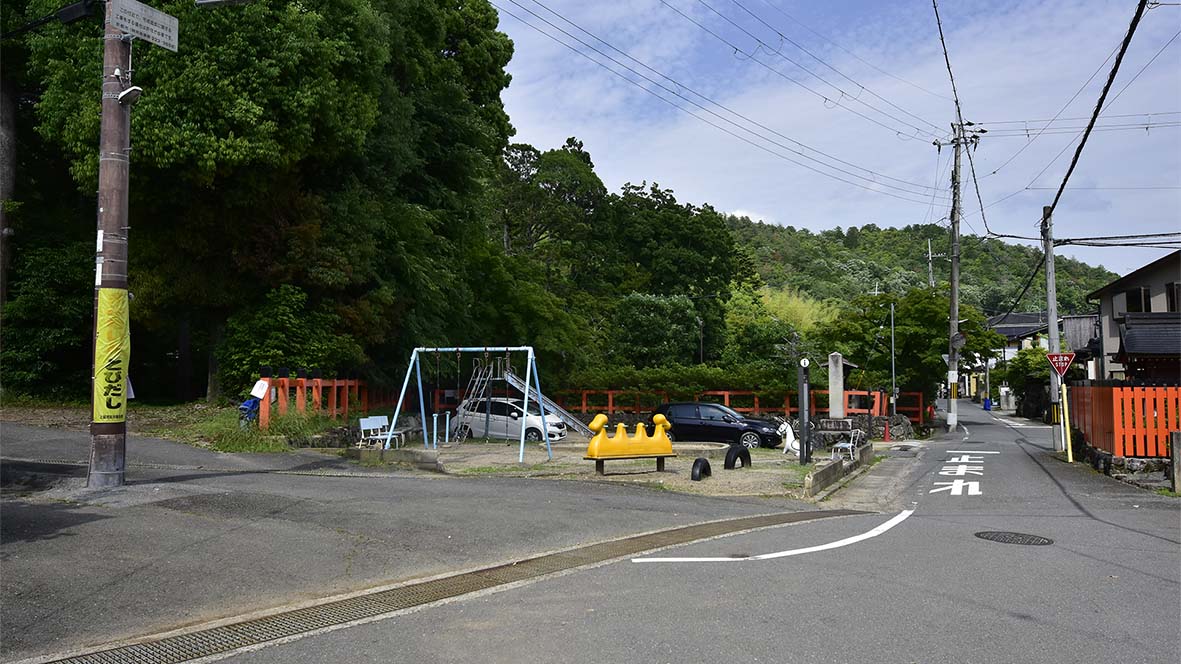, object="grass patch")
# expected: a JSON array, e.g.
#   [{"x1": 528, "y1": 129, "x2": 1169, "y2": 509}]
[
  {"x1": 145, "y1": 407, "x2": 340, "y2": 453},
  {"x1": 1154, "y1": 488, "x2": 1179, "y2": 498}
]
